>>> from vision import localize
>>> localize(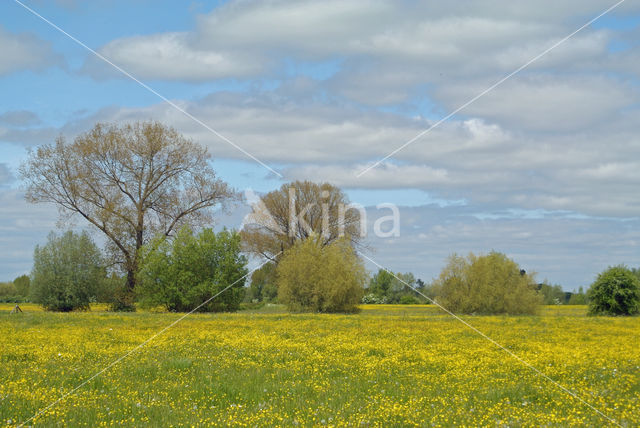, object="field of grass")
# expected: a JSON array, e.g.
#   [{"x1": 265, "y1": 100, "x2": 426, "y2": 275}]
[{"x1": 1, "y1": 303, "x2": 639, "y2": 426}]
